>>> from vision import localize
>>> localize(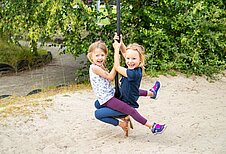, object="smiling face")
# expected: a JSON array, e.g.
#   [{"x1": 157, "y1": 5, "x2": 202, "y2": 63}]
[
  {"x1": 125, "y1": 49, "x2": 141, "y2": 69},
  {"x1": 91, "y1": 48, "x2": 107, "y2": 67}
]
